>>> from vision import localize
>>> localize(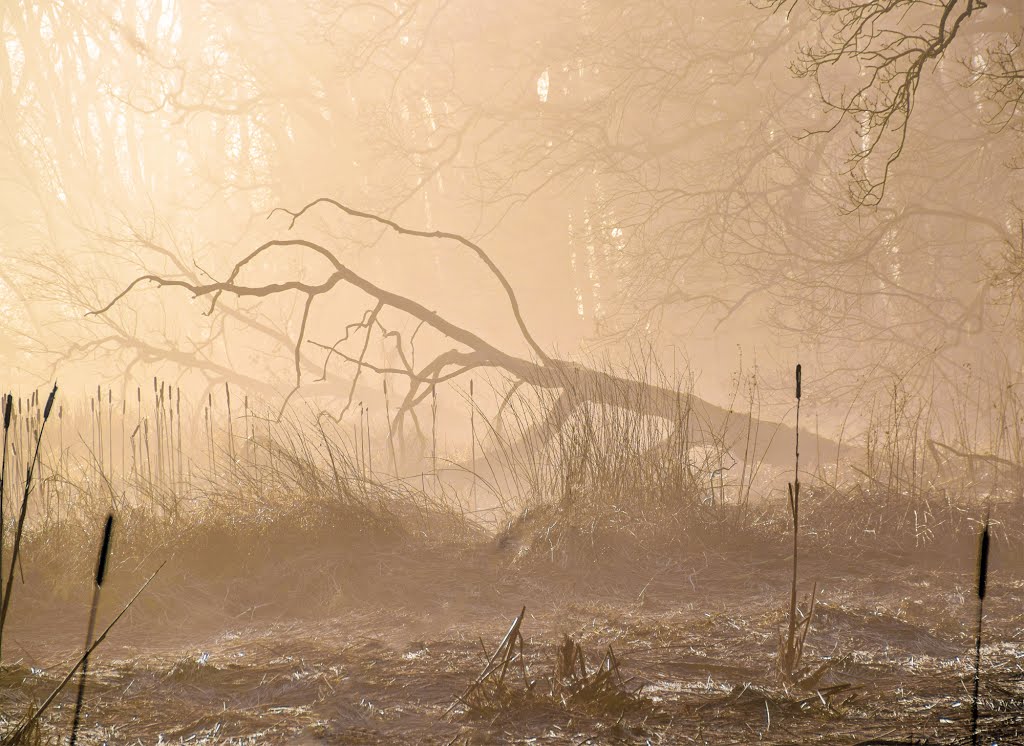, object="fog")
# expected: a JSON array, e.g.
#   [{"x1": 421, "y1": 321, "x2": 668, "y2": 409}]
[{"x1": 0, "y1": 1, "x2": 1022, "y2": 743}]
